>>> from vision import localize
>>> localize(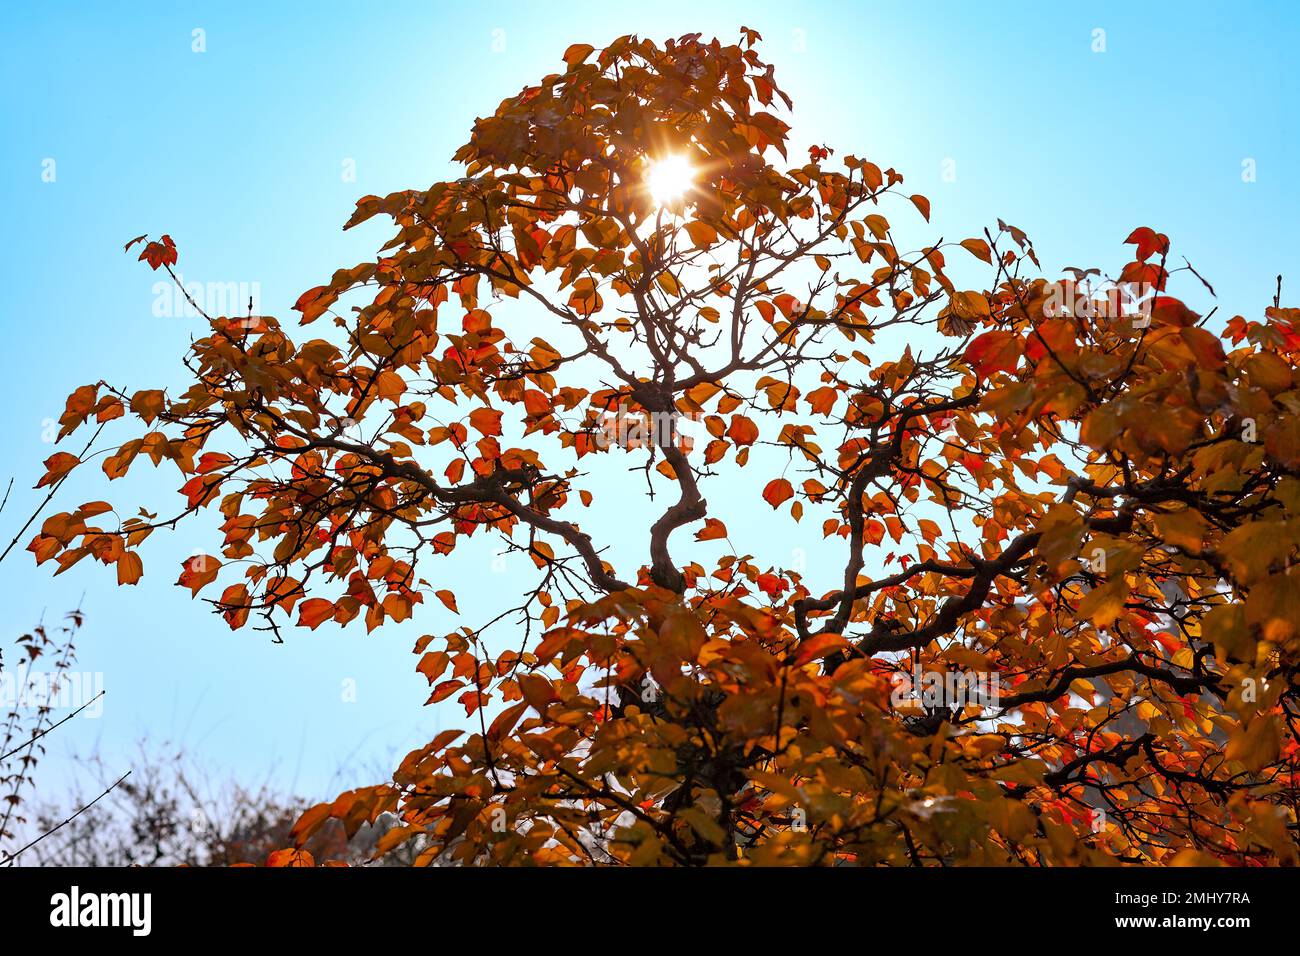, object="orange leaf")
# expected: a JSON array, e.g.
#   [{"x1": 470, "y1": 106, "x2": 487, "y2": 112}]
[
  {"x1": 562, "y1": 43, "x2": 594, "y2": 66},
  {"x1": 695, "y1": 517, "x2": 728, "y2": 541},
  {"x1": 726, "y1": 415, "x2": 758, "y2": 446},
  {"x1": 266, "y1": 848, "x2": 315, "y2": 868},
  {"x1": 805, "y1": 386, "x2": 837, "y2": 415},
  {"x1": 762, "y1": 478, "x2": 794, "y2": 508},
  {"x1": 417, "y1": 651, "x2": 450, "y2": 684},
  {"x1": 116, "y1": 551, "x2": 143, "y2": 586},
  {"x1": 36, "y1": 452, "x2": 79, "y2": 489},
  {"x1": 298, "y1": 598, "x2": 335, "y2": 629},
  {"x1": 427, "y1": 679, "x2": 463, "y2": 704},
  {"x1": 177, "y1": 554, "x2": 221, "y2": 595},
  {"x1": 684, "y1": 221, "x2": 718, "y2": 249},
  {"x1": 960, "y1": 238, "x2": 992, "y2": 263},
  {"x1": 294, "y1": 285, "x2": 337, "y2": 323},
  {"x1": 487, "y1": 701, "x2": 529, "y2": 741},
  {"x1": 130, "y1": 389, "x2": 166, "y2": 424},
  {"x1": 468, "y1": 408, "x2": 503, "y2": 437},
  {"x1": 290, "y1": 803, "x2": 333, "y2": 846},
  {"x1": 793, "y1": 633, "x2": 849, "y2": 667}
]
